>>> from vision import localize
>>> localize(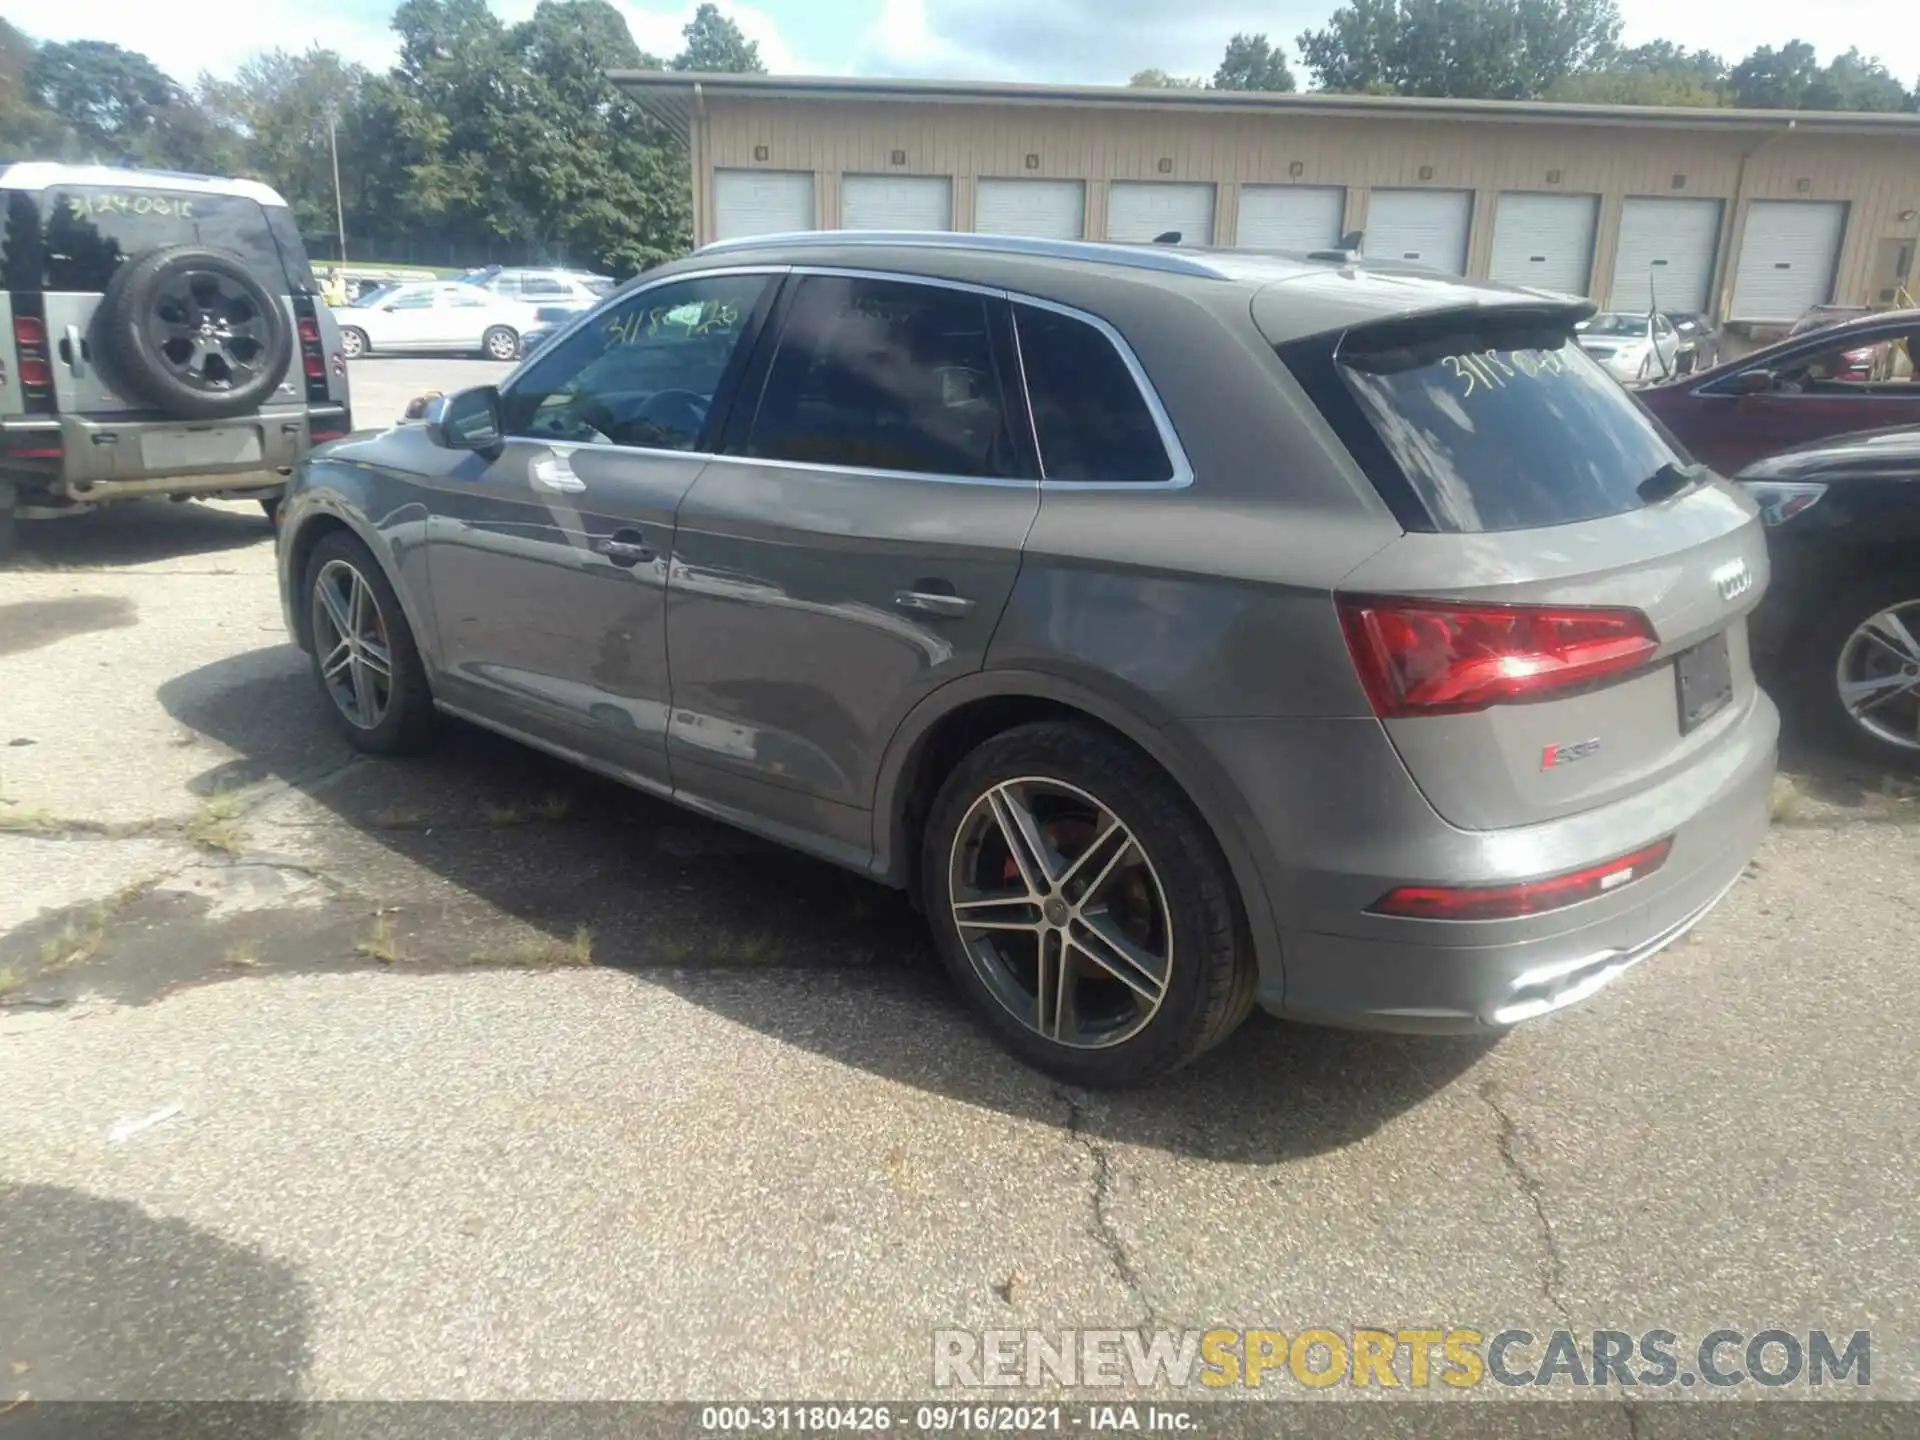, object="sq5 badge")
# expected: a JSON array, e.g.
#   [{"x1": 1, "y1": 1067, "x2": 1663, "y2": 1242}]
[{"x1": 1542, "y1": 737, "x2": 1602, "y2": 770}]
